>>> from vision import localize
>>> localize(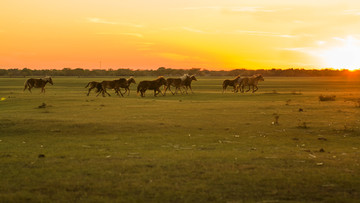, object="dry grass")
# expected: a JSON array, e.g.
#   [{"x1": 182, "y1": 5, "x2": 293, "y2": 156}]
[{"x1": 0, "y1": 76, "x2": 359, "y2": 202}]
